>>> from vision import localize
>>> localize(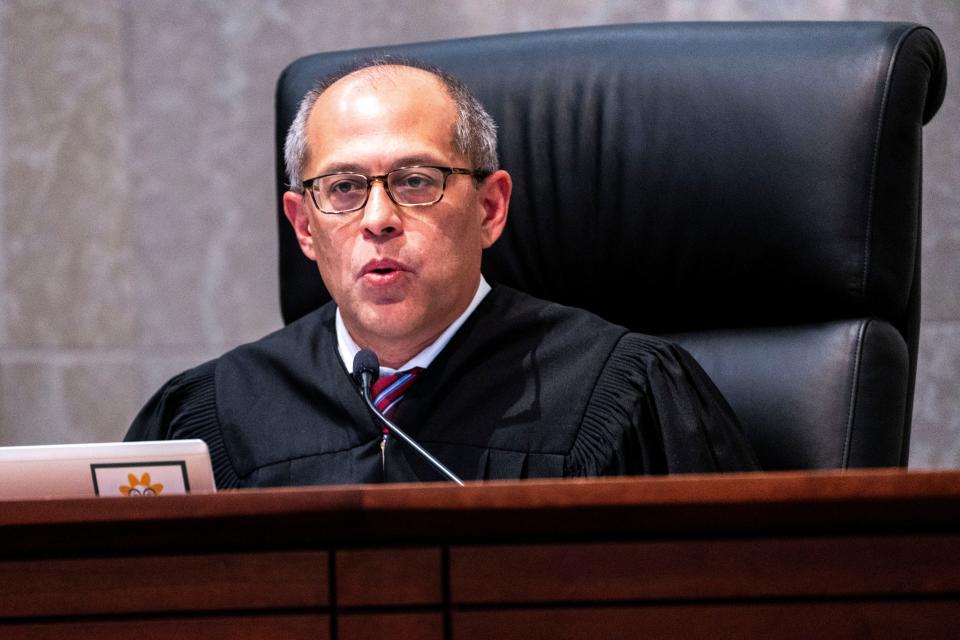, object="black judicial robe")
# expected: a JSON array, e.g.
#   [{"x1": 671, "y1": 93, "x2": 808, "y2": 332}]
[{"x1": 126, "y1": 286, "x2": 759, "y2": 487}]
